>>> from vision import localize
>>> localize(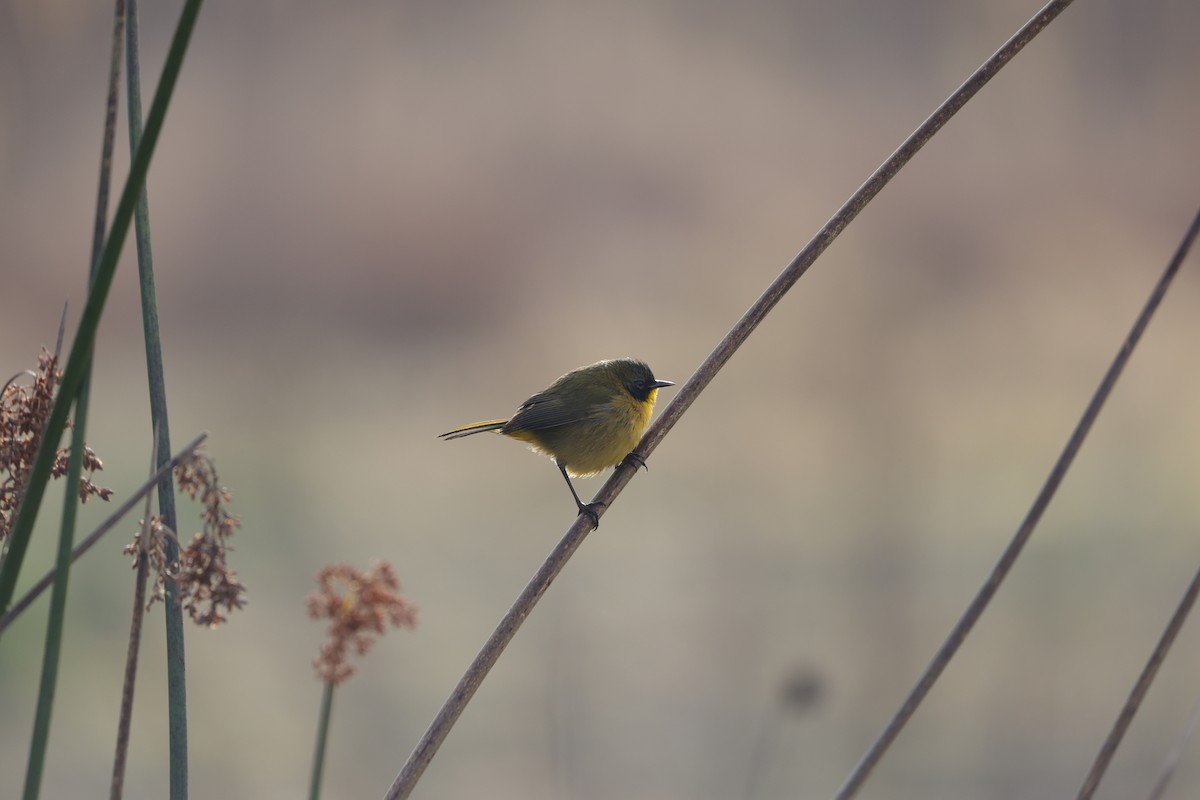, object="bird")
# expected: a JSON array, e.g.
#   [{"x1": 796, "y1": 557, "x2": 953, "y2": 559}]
[{"x1": 439, "y1": 358, "x2": 673, "y2": 527}]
